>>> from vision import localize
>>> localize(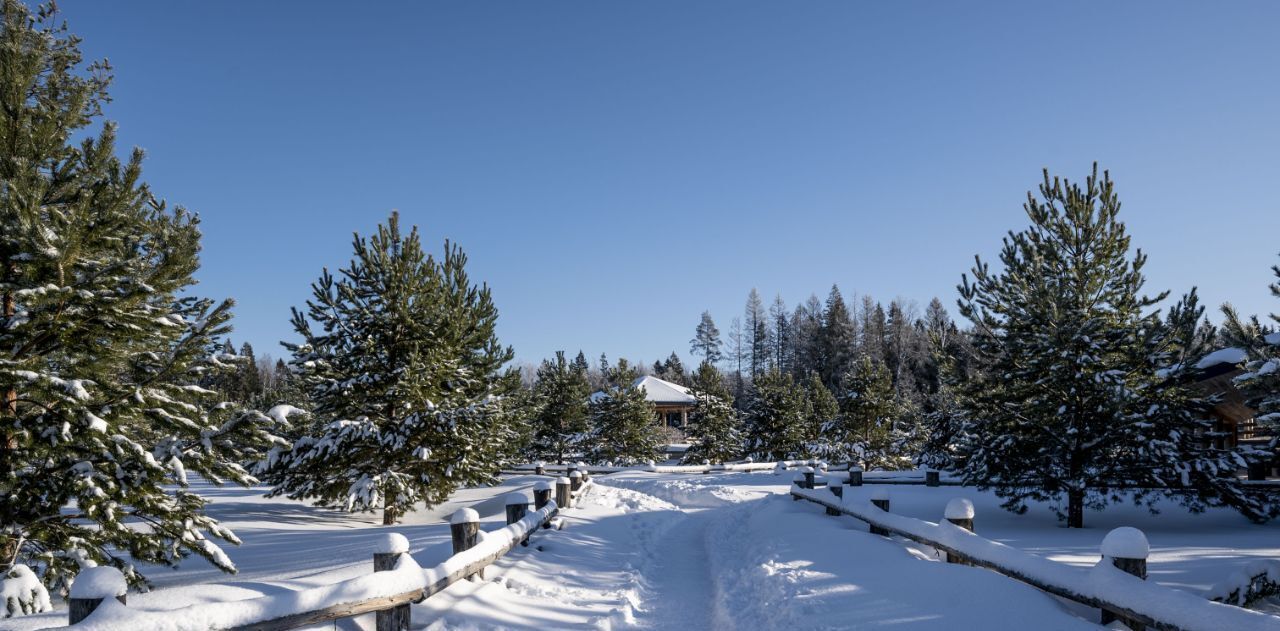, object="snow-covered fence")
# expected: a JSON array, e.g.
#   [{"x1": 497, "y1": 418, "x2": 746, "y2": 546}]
[
  {"x1": 1208, "y1": 560, "x2": 1280, "y2": 609},
  {"x1": 791, "y1": 485, "x2": 1280, "y2": 631},
  {"x1": 56, "y1": 500, "x2": 564, "y2": 631},
  {"x1": 503, "y1": 458, "x2": 823, "y2": 477}
]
